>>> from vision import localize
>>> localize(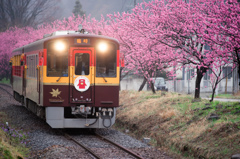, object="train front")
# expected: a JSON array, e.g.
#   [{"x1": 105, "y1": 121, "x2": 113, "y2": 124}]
[{"x1": 42, "y1": 32, "x2": 120, "y2": 128}]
